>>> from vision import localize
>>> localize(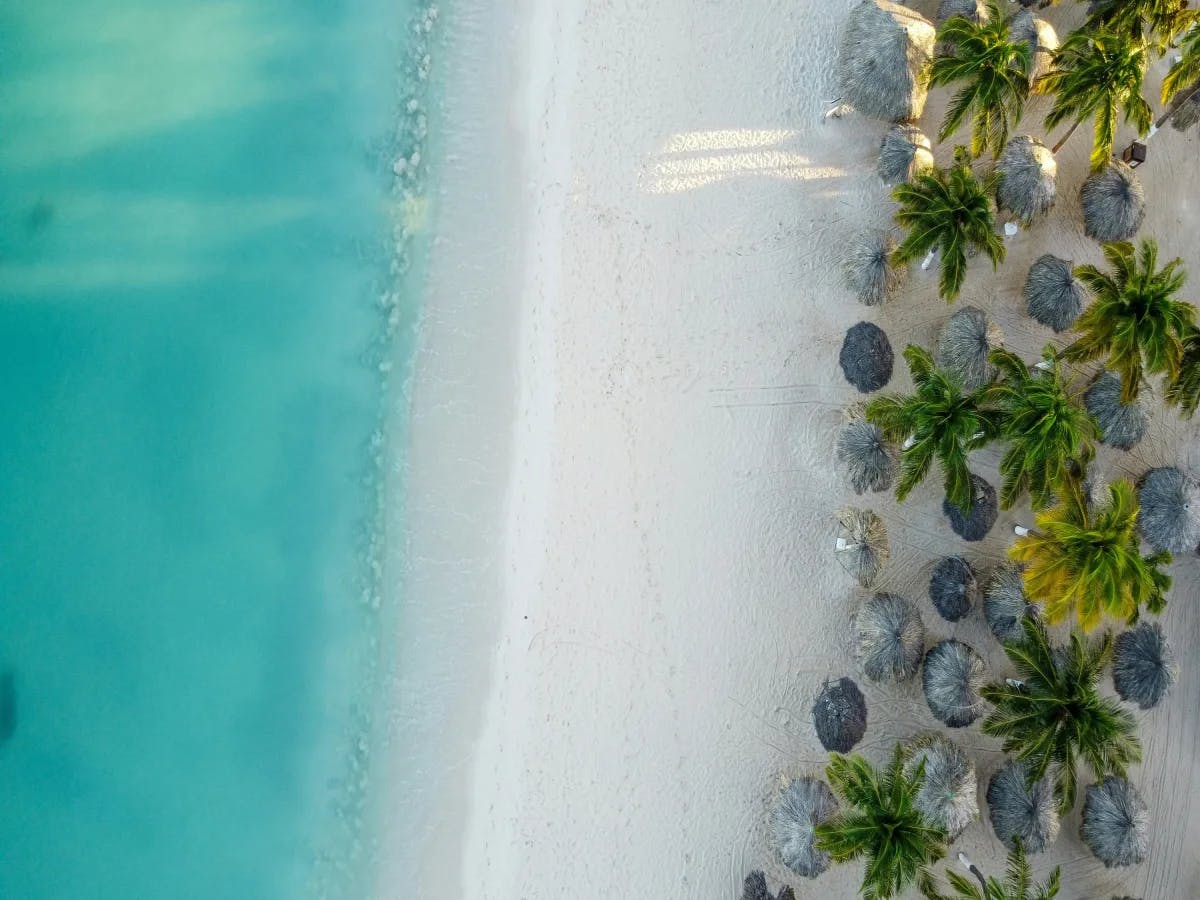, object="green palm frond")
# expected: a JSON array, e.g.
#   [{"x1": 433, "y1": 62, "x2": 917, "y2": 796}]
[
  {"x1": 1087, "y1": 0, "x2": 1200, "y2": 57},
  {"x1": 921, "y1": 841, "x2": 1061, "y2": 899},
  {"x1": 865, "y1": 345, "x2": 995, "y2": 510},
  {"x1": 985, "y1": 347, "x2": 1096, "y2": 510},
  {"x1": 982, "y1": 618, "x2": 1141, "y2": 815},
  {"x1": 890, "y1": 151, "x2": 1003, "y2": 302},
  {"x1": 931, "y1": 3, "x2": 1032, "y2": 157},
  {"x1": 1062, "y1": 239, "x2": 1196, "y2": 403},
  {"x1": 1165, "y1": 324, "x2": 1200, "y2": 416},
  {"x1": 817, "y1": 745, "x2": 948, "y2": 899},
  {"x1": 1042, "y1": 29, "x2": 1151, "y2": 169},
  {"x1": 1163, "y1": 25, "x2": 1200, "y2": 103}
]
